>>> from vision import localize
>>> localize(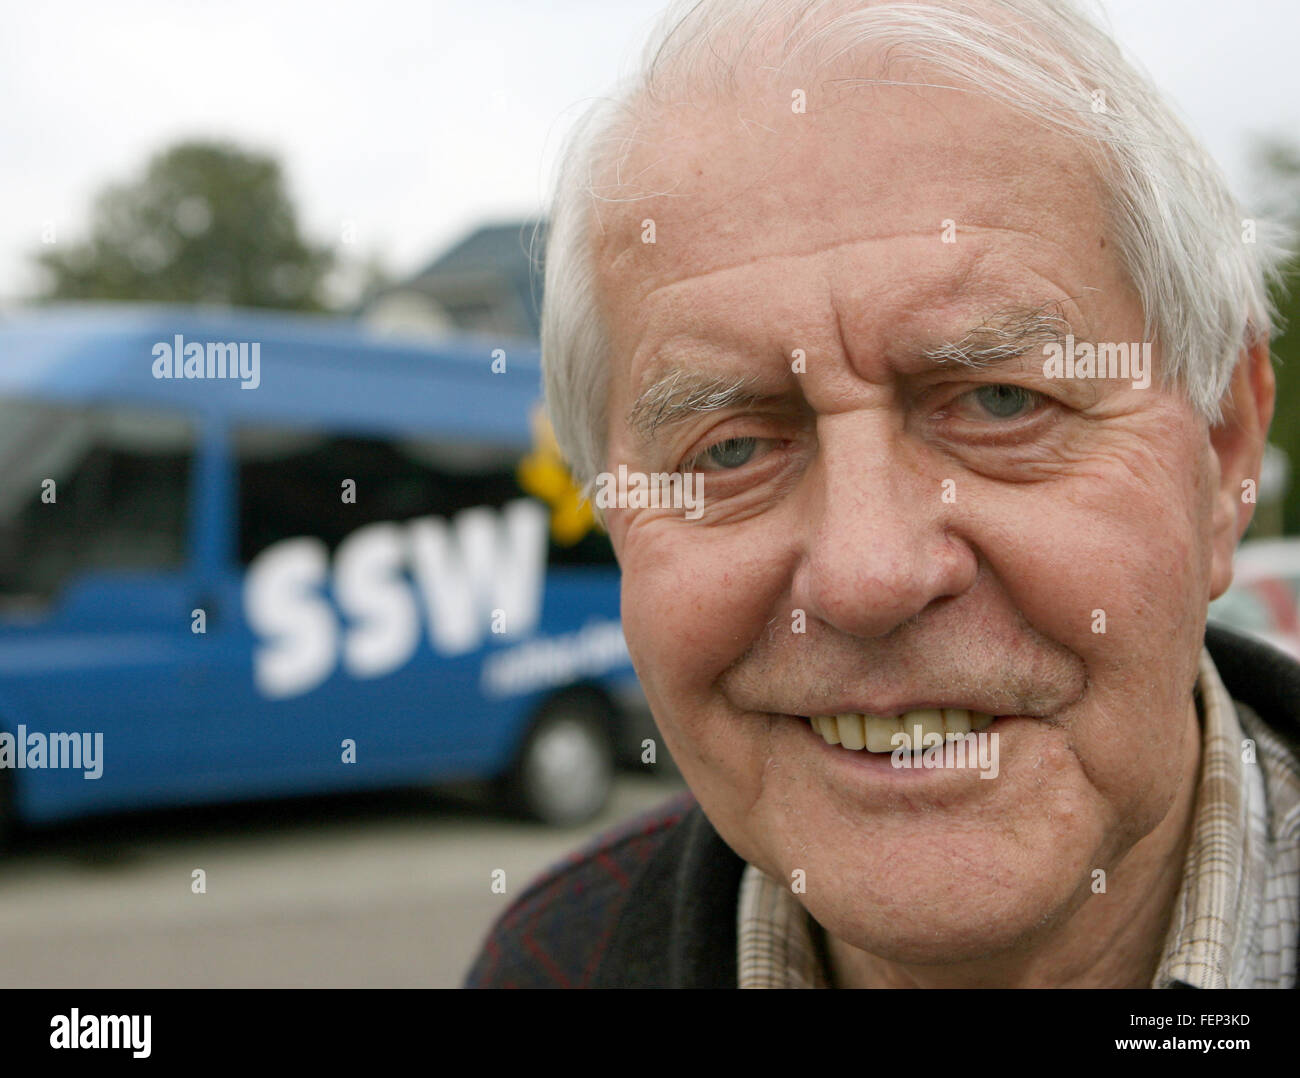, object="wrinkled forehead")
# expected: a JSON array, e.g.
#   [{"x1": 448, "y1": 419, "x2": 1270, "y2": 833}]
[{"x1": 587, "y1": 77, "x2": 1116, "y2": 377}]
